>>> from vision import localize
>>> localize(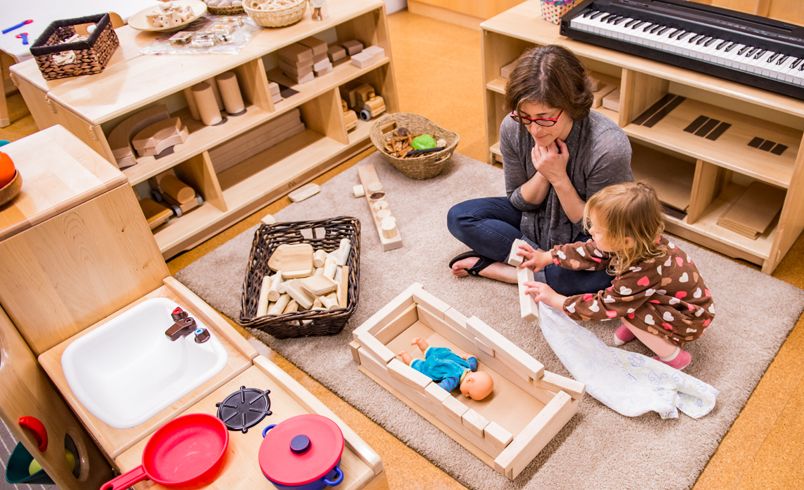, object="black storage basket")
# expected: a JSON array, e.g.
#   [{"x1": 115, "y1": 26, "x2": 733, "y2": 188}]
[
  {"x1": 30, "y1": 14, "x2": 119, "y2": 80},
  {"x1": 239, "y1": 216, "x2": 360, "y2": 338}
]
